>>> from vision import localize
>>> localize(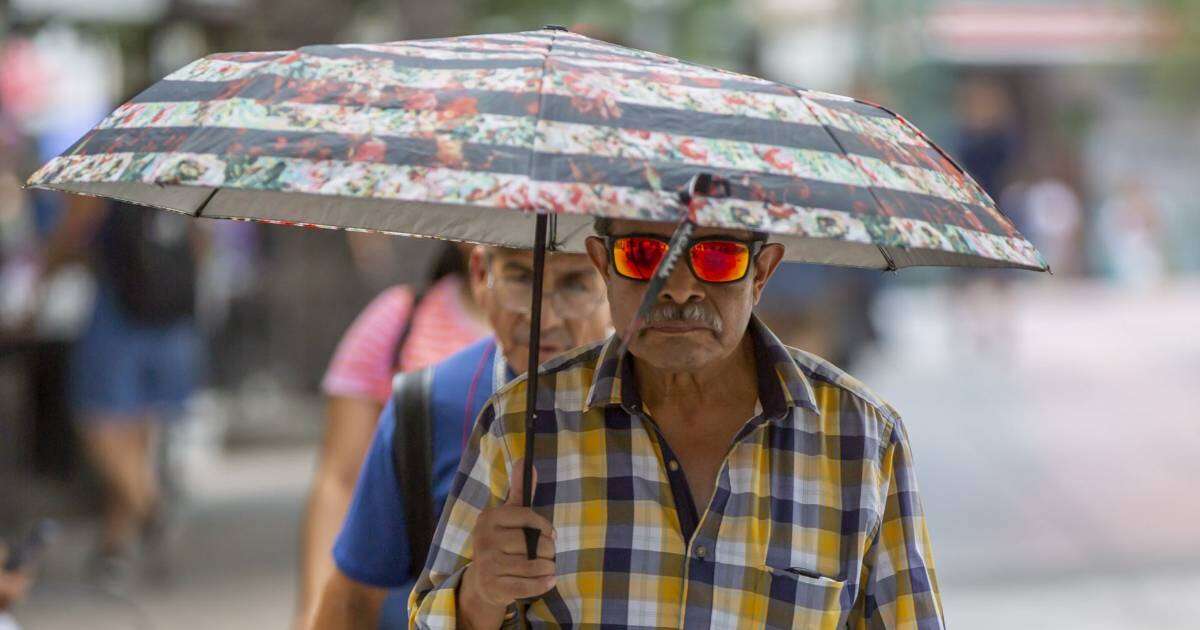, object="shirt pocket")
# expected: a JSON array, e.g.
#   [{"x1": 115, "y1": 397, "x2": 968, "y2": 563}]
[{"x1": 757, "y1": 563, "x2": 848, "y2": 630}]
